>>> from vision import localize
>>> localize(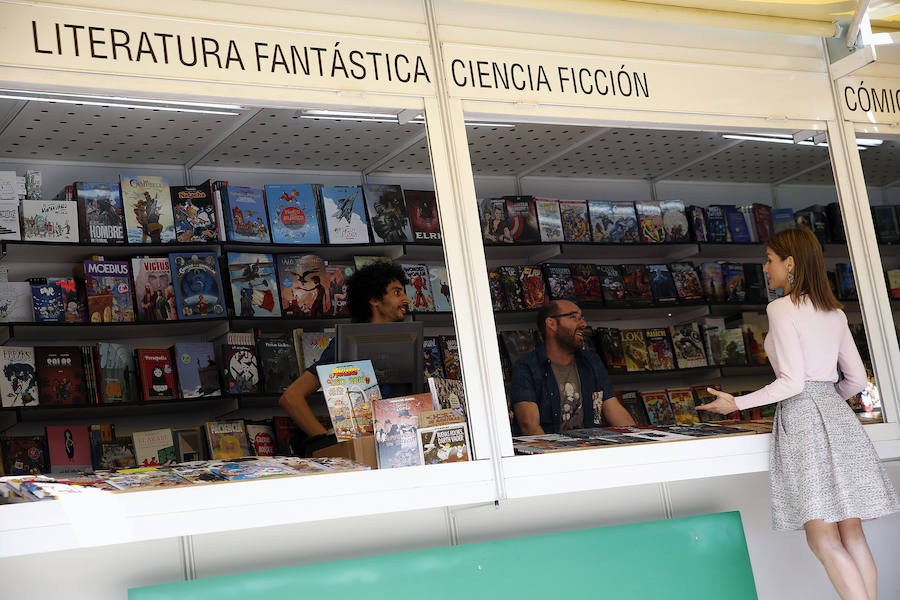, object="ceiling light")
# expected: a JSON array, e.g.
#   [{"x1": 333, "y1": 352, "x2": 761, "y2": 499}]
[
  {"x1": 0, "y1": 89, "x2": 244, "y2": 110},
  {"x1": 298, "y1": 115, "x2": 401, "y2": 123},
  {"x1": 465, "y1": 122, "x2": 516, "y2": 128},
  {"x1": 0, "y1": 94, "x2": 240, "y2": 115},
  {"x1": 301, "y1": 109, "x2": 399, "y2": 119},
  {"x1": 722, "y1": 134, "x2": 875, "y2": 152}
]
